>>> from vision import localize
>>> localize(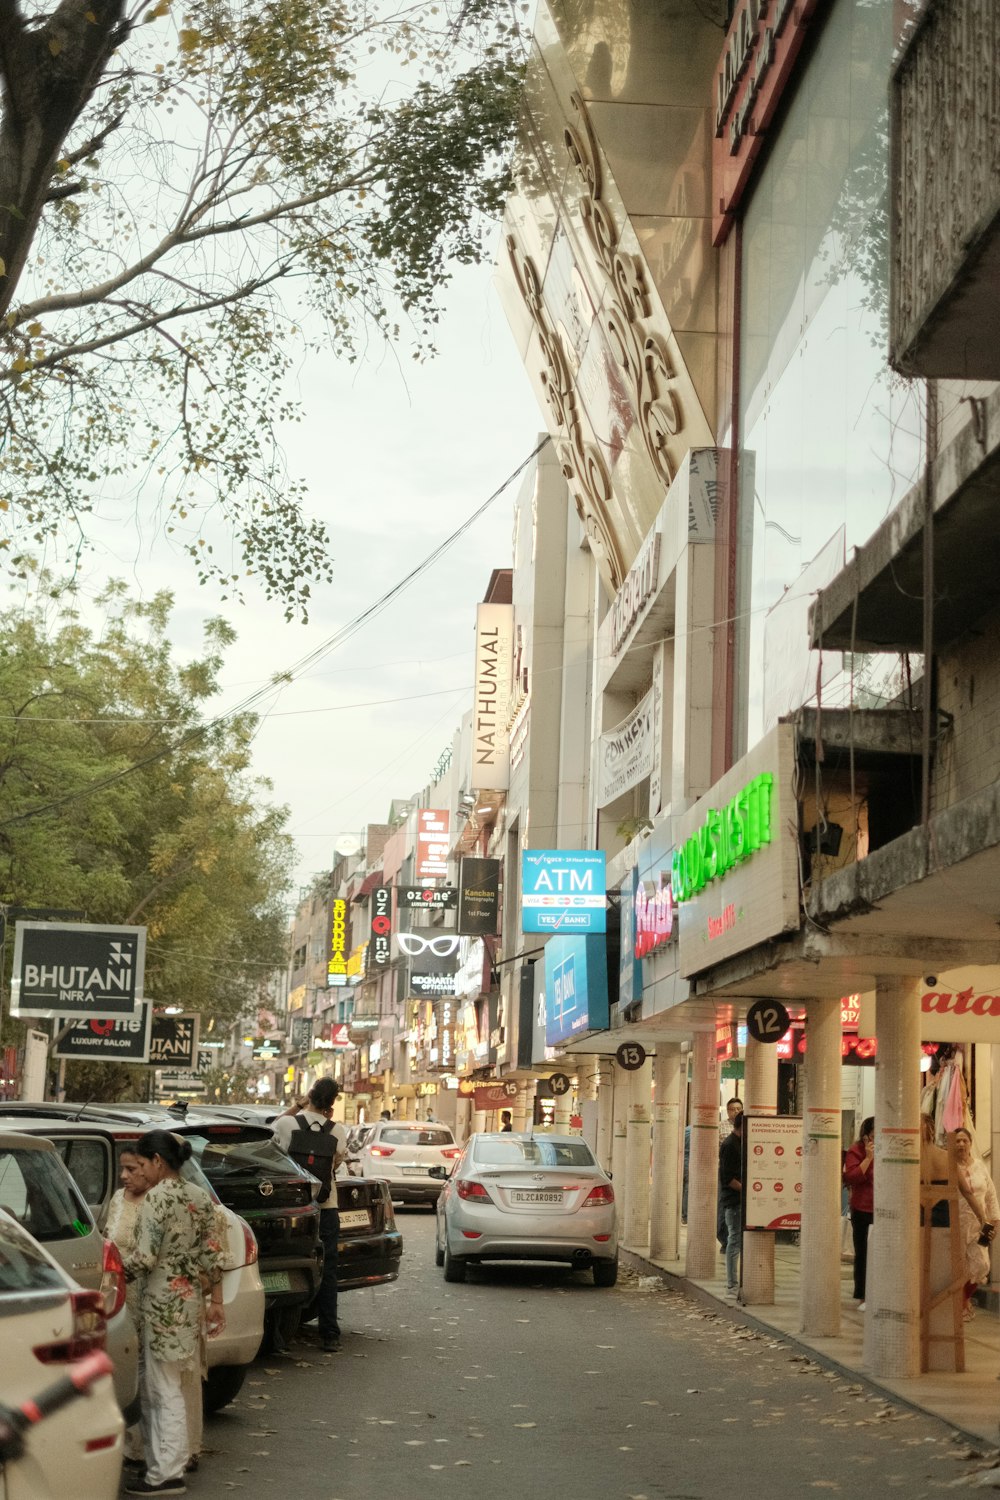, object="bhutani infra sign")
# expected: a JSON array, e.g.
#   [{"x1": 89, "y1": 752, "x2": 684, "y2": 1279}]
[{"x1": 10, "y1": 922, "x2": 147, "y2": 1020}]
